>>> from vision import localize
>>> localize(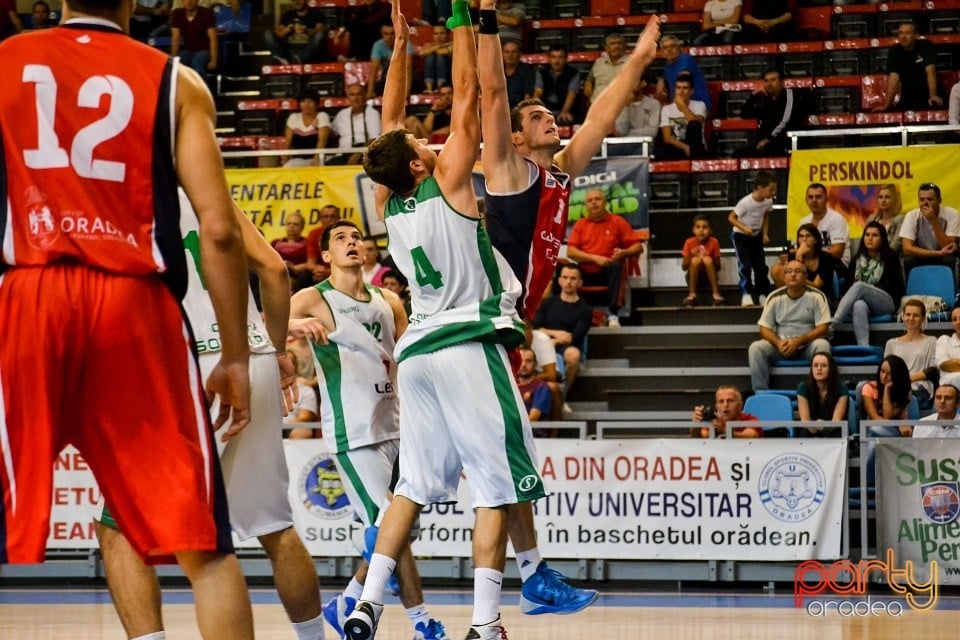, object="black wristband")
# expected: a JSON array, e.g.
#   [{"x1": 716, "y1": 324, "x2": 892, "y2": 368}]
[{"x1": 479, "y1": 10, "x2": 498, "y2": 34}]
